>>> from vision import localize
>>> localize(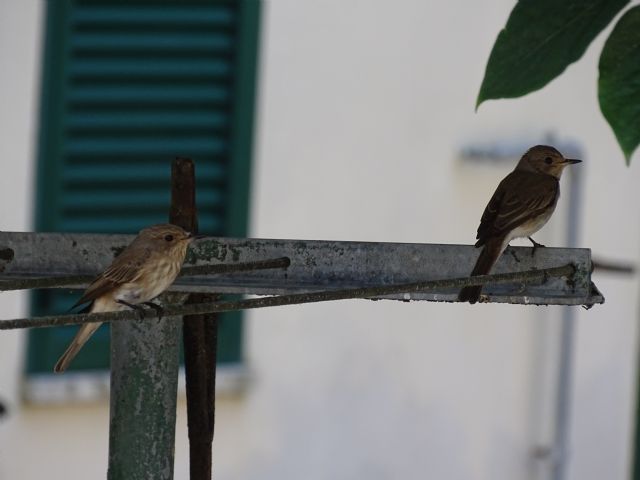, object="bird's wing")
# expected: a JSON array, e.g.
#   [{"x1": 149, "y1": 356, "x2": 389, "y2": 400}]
[
  {"x1": 71, "y1": 245, "x2": 152, "y2": 308},
  {"x1": 475, "y1": 171, "x2": 559, "y2": 246}
]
